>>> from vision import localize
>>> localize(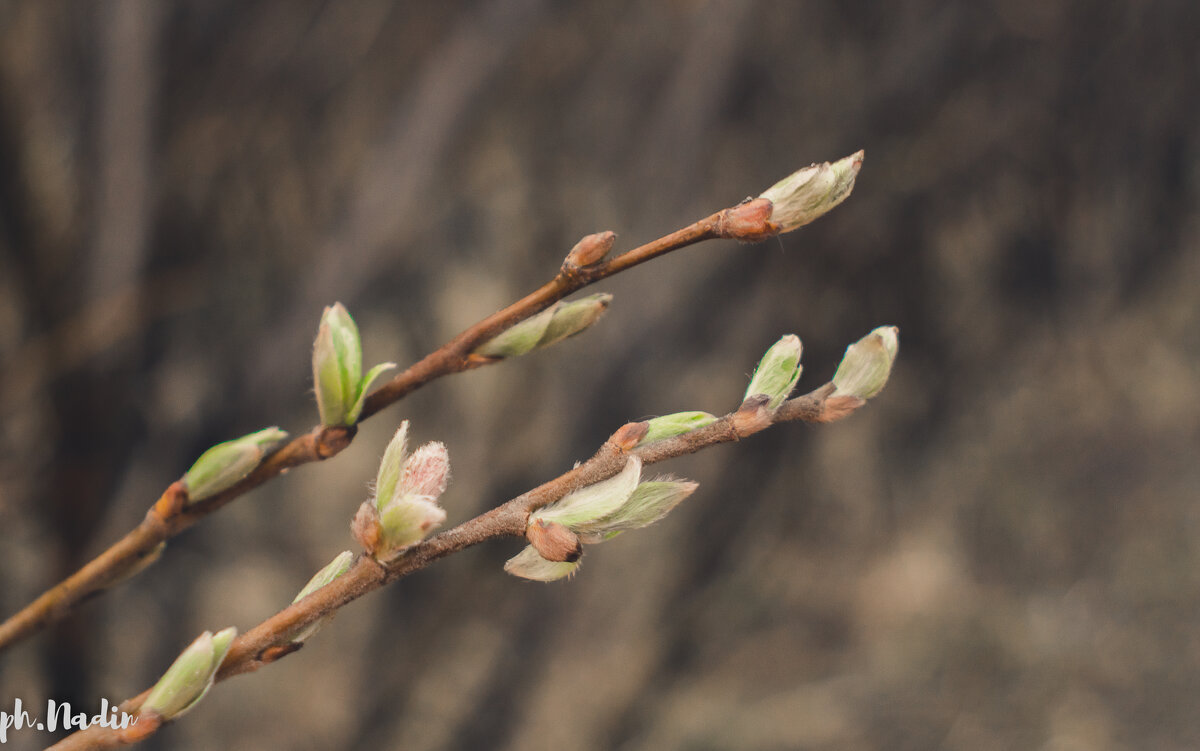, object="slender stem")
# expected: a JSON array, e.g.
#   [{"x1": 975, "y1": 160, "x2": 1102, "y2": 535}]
[
  {"x1": 47, "y1": 384, "x2": 848, "y2": 750},
  {"x1": 0, "y1": 214, "x2": 724, "y2": 654}
]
